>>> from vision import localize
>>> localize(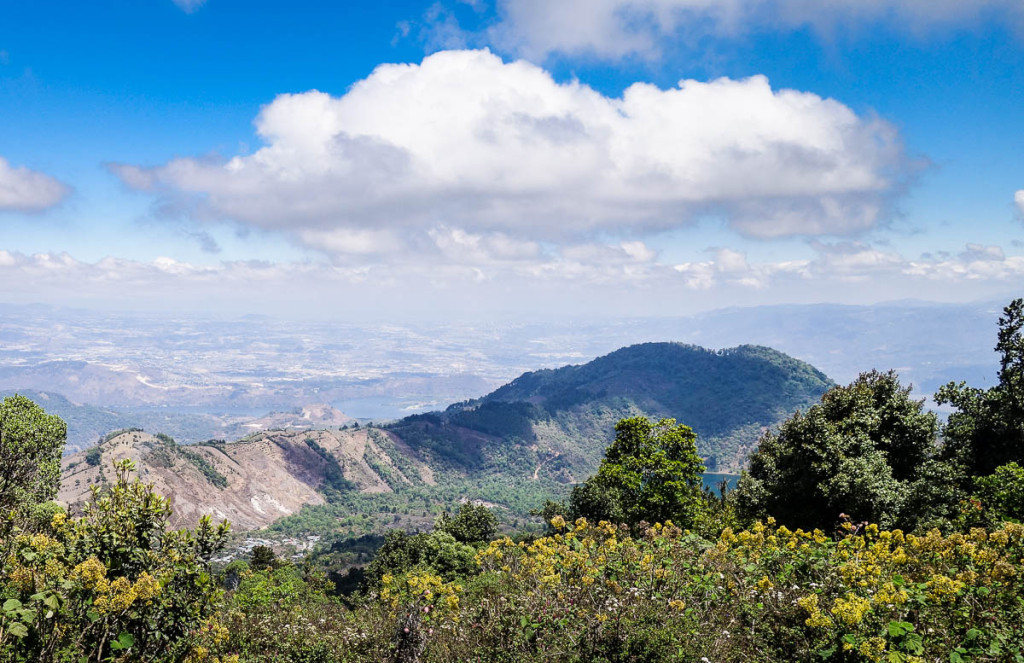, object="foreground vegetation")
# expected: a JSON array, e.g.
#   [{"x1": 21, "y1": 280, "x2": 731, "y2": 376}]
[
  {"x1": 201, "y1": 517, "x2": 1024, "y2": 663},
  {"x1": 1, "y1": 299, "x2": 1022, "y2": 662}
]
